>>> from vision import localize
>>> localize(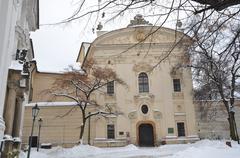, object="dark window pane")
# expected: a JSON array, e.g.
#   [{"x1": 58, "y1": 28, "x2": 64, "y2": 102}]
[
  {"x1": 177, "y1": 122, "x2": 185, "y2": 137},
  {"x1": 138, "y1": 72, "x2": 149, "y2": 93},
  {"x1": 173, "y1": 79, "x2": 181, "y2": 92},
  {"x1": 168, "y1": 128, "x2": 174, "y2": 134},
  {"x1": 107, "y1": 124, "x2": 115, "y2": 139},
  {"x1": 107, "y1": 81, "x2": 114, "y2": 94},
  {"x1": 141, "y1": 105, "x2": 149, "y2": 114},
  {"x1": 29, "y1": 136, "x2": 38, "y2": 147}
]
